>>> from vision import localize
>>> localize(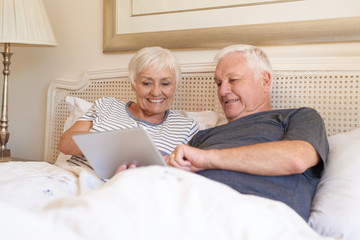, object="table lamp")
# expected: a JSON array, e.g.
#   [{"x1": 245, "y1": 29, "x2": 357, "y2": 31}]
[{"x1": 0, "y1": 0, "x2": 57, "y2": 161}]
